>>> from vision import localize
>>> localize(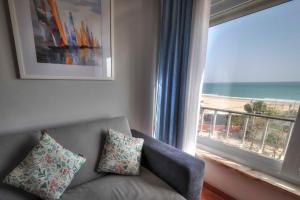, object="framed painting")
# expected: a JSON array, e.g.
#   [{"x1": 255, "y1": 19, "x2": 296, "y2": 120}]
[{"x1": 8, "y1": 0, "x2": 113, "y2": 80}]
